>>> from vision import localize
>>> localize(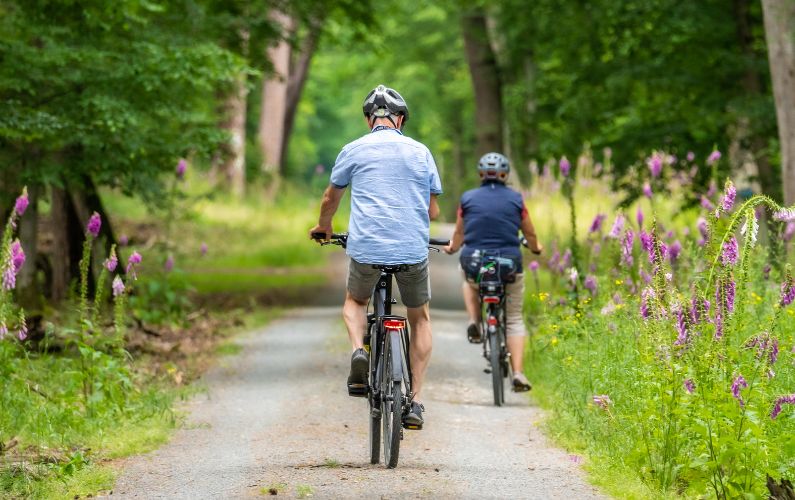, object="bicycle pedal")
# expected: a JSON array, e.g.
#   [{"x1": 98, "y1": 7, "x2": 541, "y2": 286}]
[
  {"x1": 347, "y1": 384, "x2": 368, "y2": 397},
  {"x1": 483, "y1": 367, "x2": 492, "y2": 374},
  {"x1": 402, "y1": 423, "x2": 422, "y2": 430}
]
